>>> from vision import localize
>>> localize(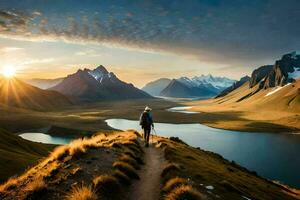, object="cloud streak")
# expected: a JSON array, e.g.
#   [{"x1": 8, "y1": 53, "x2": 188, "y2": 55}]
[{"x1": 0, "y1": 0, "x2": 299, "y2": 67}]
